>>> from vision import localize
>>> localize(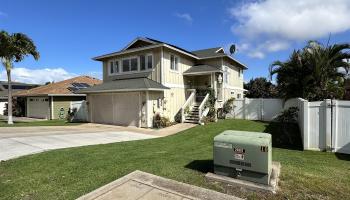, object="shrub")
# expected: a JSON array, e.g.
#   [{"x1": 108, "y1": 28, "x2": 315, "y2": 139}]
[
  {"x1": 153, "y1": 113, "x2": 171, "y2": 128},
  {"x1": 66, "y1": 107, "x2": 77, "y2": 122},
  {"x1": 276, "y1": 107, "x2": 299, "y2": 123}
]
